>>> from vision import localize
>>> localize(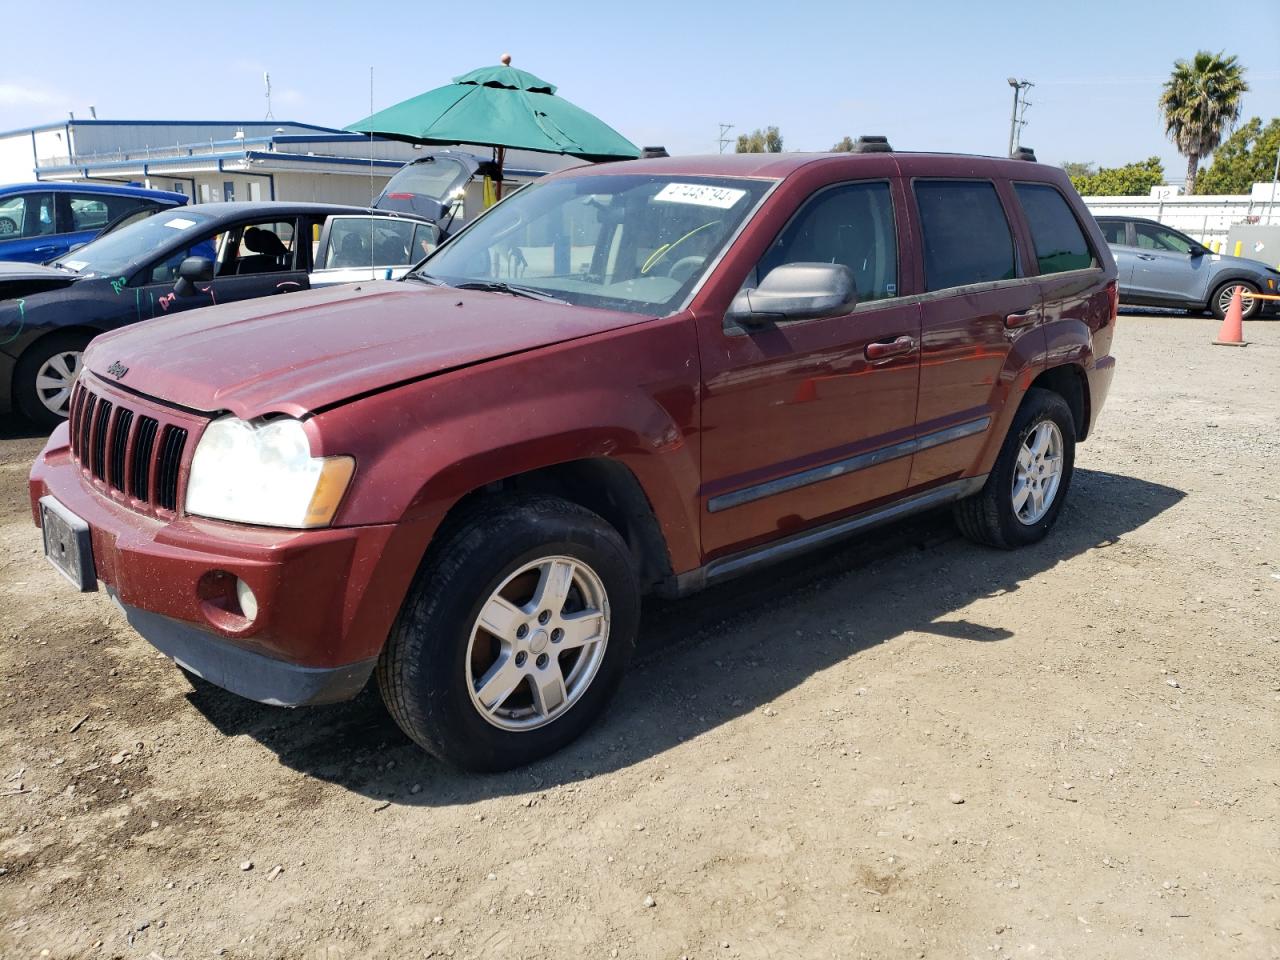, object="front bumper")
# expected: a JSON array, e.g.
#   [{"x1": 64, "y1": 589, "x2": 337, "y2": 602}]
[{"x1": 29, "y1": 423, "x2": 427, "y2": 706}]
